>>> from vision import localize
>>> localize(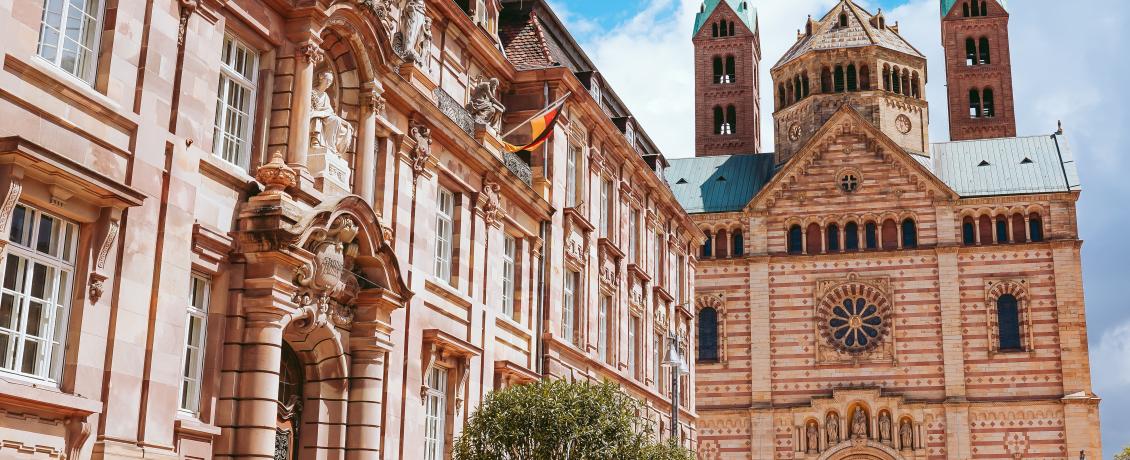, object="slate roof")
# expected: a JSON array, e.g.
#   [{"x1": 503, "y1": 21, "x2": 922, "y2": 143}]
[
  {"x1": 927, "y1": 134, "x2": 1080, "y2": 197},
  {"x1": 666, "y1": 134, "x2": 1080, "y2": 214},
  {"x1": 693, "y1": 0, "x2": 758, "y2": 37},
  {"x1": 774, "y1": 0, "x2": 923, "y2": 69},
  {"x1": 942, "y1": 0, "x2": 1008, "y2": 16},
  {"x1": 666, "y1": 154, "x2": 776, "y2": 214}
]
